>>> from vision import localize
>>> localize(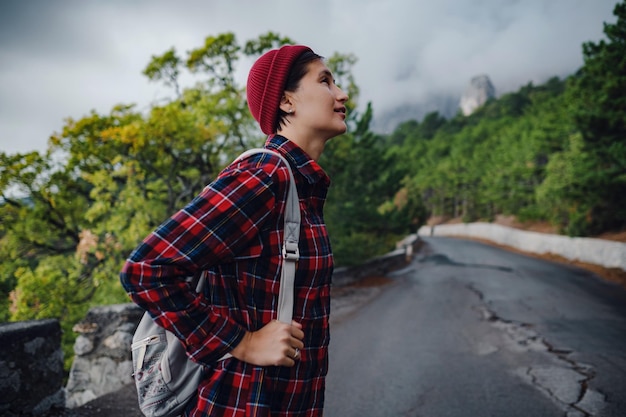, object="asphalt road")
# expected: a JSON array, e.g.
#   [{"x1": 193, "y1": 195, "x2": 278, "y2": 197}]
[{"x1": 325, "y1": 237, "x2": 626, "y2": 417}]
